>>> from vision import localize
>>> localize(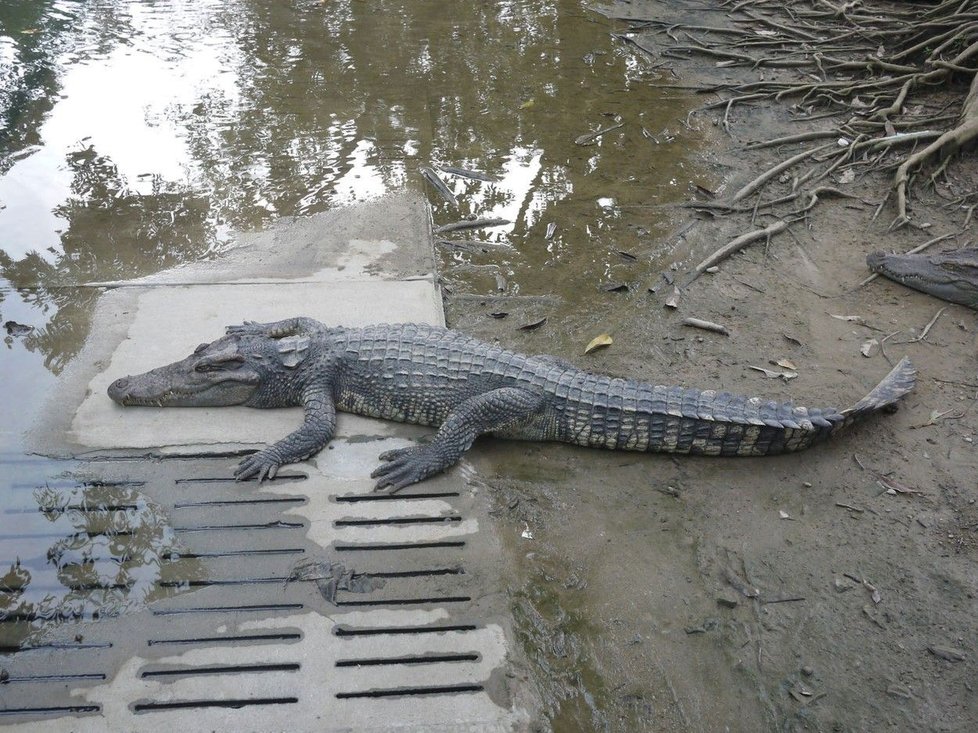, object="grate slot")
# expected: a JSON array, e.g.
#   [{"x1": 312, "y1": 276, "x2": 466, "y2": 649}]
[
  {"x1": 20, "y1": 581, "x2": 132, "y2": 592},
  {"x1": 152, "y1": 603, "x2": 303, "y2": 616},
  {"x1": 173, "y1": 521, "x2": 304, "y2": 532},
  {"x1": 334, "y1": 624, "x2": 477, "y2": 637},
  {"x1": 9, "y1": 480, "x2": 145, "y2": 490},
  {"x1": 336, "y1": 684, "x2": 483, "y2": 699},
  {"x1": 0, "y1": 705, "x2": 101, "y2": 716},
  {"x1": 148, "y1": 632, "x2": 302, "y2": 647},
  {"x1": 333, "y1": 516, "x2": 461, "y2": 527},
  {"x1": 175, "y1": 473, "x2": 306, "y2": 484},
  {"x1": 1, "y1": 641, "x2": 112, "y2": 654},
  {"x1": 141, "y1": 663, "x2": 300, "y2": 678},
  {"x1": 2, "y1": 529, "x2": 135, "y2": 540},
  {"x1": 2, "y1": 672, "x2": 107, "y2": 683},
  {"x1": 366, "y1": 567, "x2": 463, "y2": 579},
  {"x1": 5, "y1": 503, "x2": 140, "y2": 514},
  {"x1": 162, "y1": 548, "x2": 304, "y2": 560},
  {"x1": 157, "y1": 577, "x2": 290, "y2": 588},
  {"x1": 1, "y1": 609, "x2": 118, "y2": 623},
  {"x1": 133, "y1": 697, "x2": 298, "y2": 712},
  {"x1": 336, "y1": 653, "x2": 479, "y2": 667},
  {"x1": 335, "y1": 492, "x2": 460, "y2": 503},
  {"x1": 173, "y1": 497, "x2": 306, "y2": 508},
  {"x1": 334, "y1": 541, "x2": 465, "y2": 552},
  {"x1": 334, "y1": 596, "x2": 470, "y2": 607}
]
